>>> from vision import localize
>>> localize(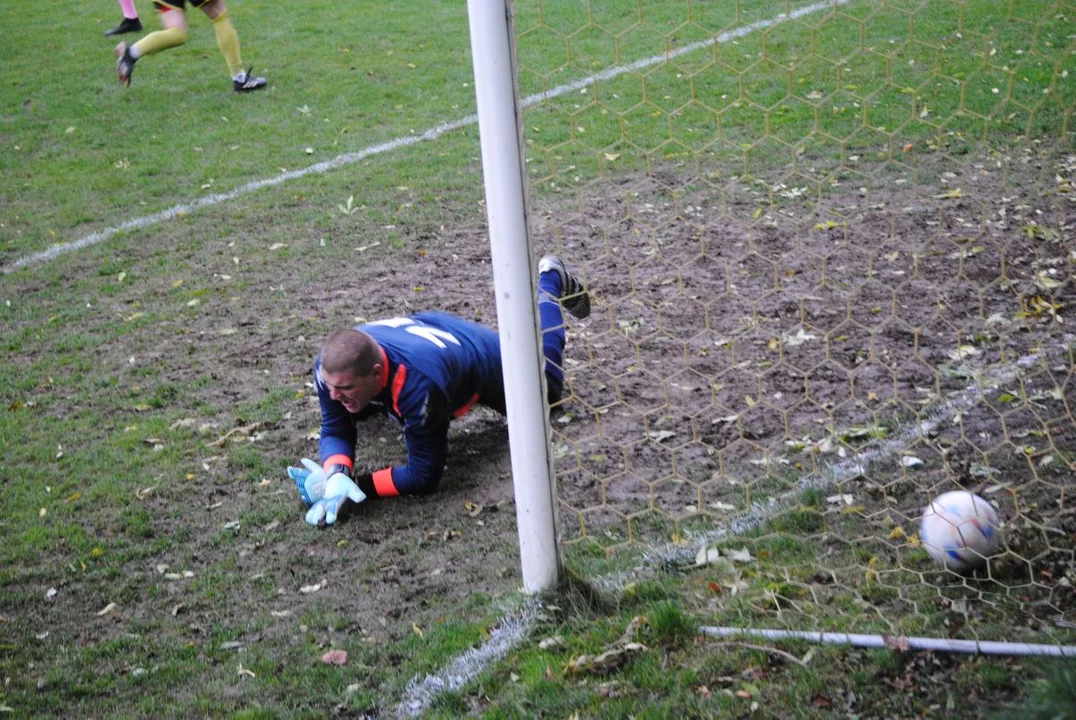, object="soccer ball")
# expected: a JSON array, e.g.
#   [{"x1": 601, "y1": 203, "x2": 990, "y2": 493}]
[{"x1": 919, "y1": 491, "x2": 1000, "y2": 573}]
